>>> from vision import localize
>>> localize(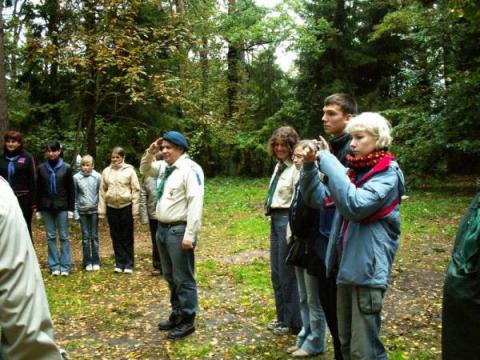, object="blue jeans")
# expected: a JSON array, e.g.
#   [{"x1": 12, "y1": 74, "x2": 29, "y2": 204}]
[
  {"x1": 270, "y1": 212, "x2": 302, "y2": 329},
  {"x1": 79, "y1": 213, "x2": 99, "y2": 267},
  {"x1": 296, "y1": 267, "x2": 326, "y2": 354},
  {"x1": 337, "y1": 285, "x2": 387, "y2": 360},
  {"x1": 156, "y1": 223, "x2": 198, "y2": 318},
  {"x1": 42, "y1": 210, "x2": 71, "y2": 272}
]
